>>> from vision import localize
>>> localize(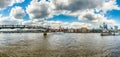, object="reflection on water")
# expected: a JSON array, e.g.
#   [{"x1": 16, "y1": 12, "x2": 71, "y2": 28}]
[{"x1": 0, "y1": 33, "x2": 120, "y2": 57}]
